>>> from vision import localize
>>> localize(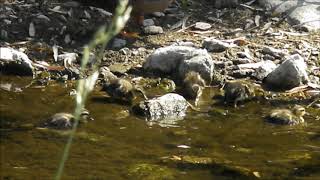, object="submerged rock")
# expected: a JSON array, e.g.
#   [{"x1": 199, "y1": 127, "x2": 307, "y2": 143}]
[
  {"x1": 132, "y1": 93, "x2": 188, "y2": 125},
  {"x1": 128, "y1": 163, "x2": 176, "y2": 180},
  {"x1": 0, "y1": 47, "x2": 34, "y2": 76},
  {"x1": 263, "y1": 54, "x2": 309, "y2": 91}
]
